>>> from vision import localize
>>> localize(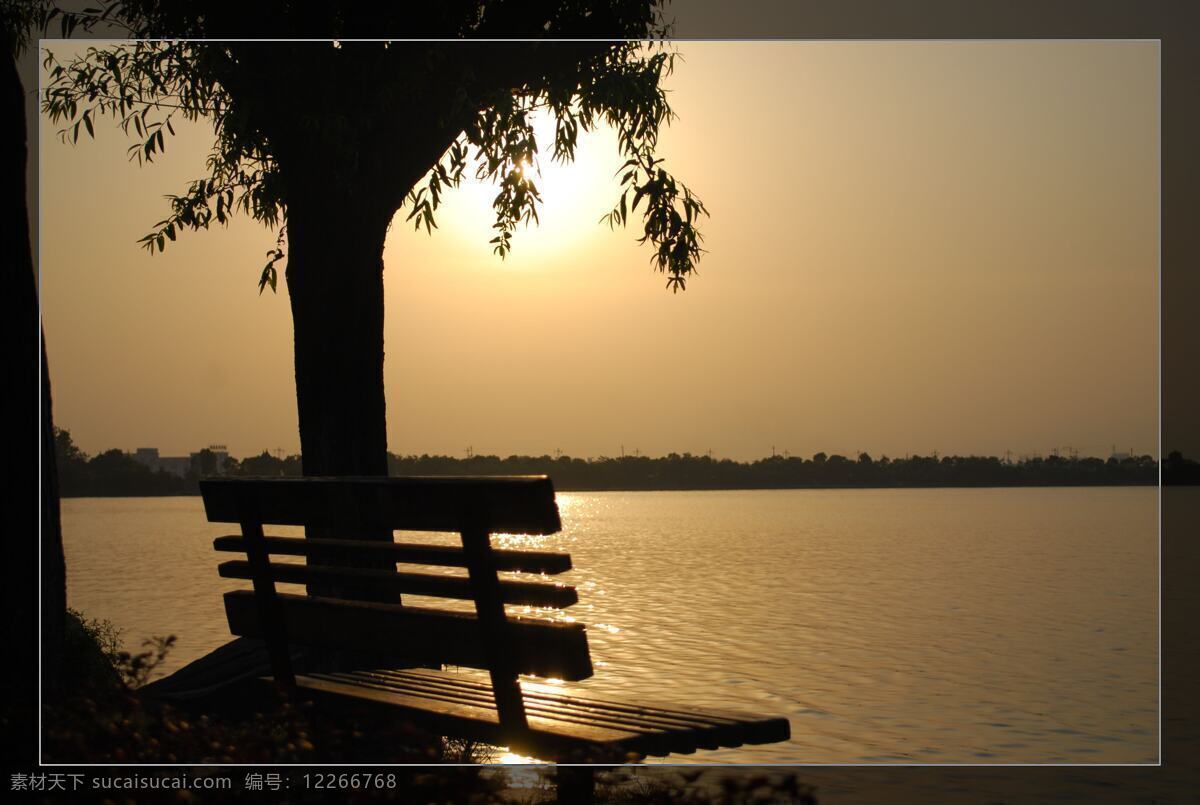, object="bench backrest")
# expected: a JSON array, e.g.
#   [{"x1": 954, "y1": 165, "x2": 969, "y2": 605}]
[
  {"x1": 202, "y1": 475, "x2": 564, "y2": 534},
  {"x1": 200, "y1": 475, "x2": 590, "y2": 731}
]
